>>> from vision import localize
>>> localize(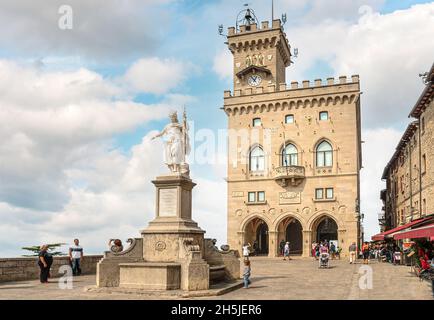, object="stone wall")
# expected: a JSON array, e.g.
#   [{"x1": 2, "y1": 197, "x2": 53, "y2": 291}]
[
  {"x1": 420, "y1": 98, "x2": 434, "y2": 215},
  {"x1": 0, "y1": 255, "x2": 102, "y2": 282}
]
